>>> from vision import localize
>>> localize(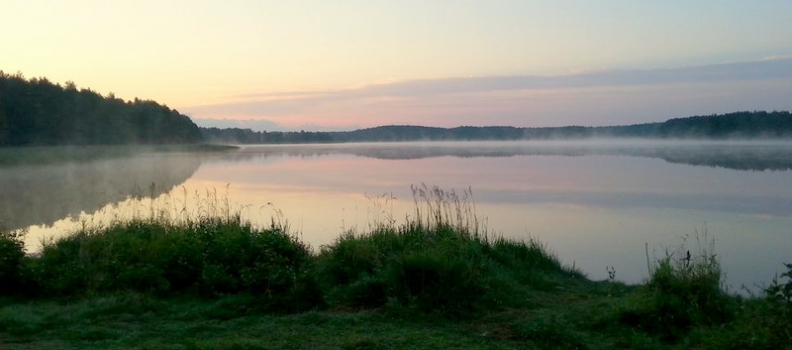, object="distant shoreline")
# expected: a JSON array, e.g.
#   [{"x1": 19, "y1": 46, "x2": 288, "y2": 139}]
[{"x1": 201, "y1": 110, "x2": 792, "y2": 144}]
